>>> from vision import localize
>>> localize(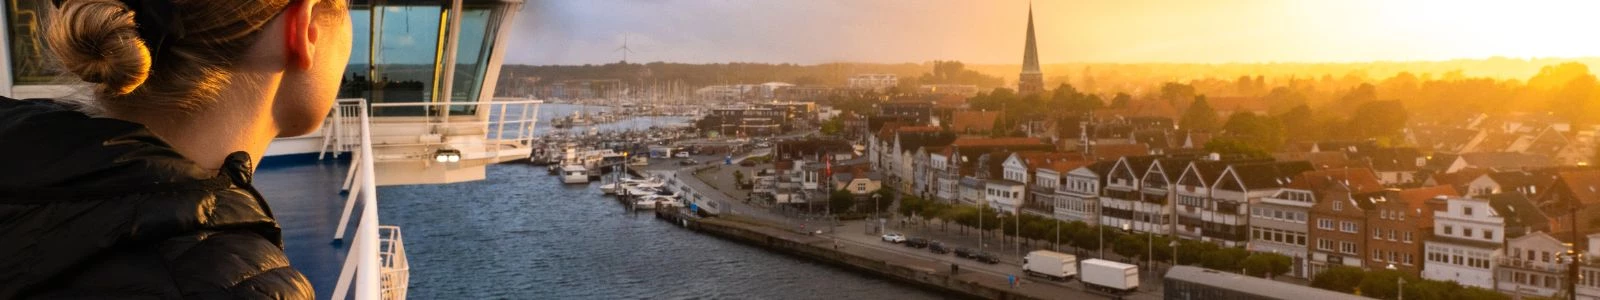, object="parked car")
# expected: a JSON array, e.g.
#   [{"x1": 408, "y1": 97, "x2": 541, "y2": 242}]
[
  {"x1": 880, "y1": 232, "x2": 906, "y2": 243},
  {"x1": 904, "y1": 237, "x2": 929, "y2": 248},
  {"x1": 739, "y1": 160, "x2": 756, "y2": 167},
  {"x1": 674, "y1": 151, "x2": 690, "y2": 158},
  {"x1": 679, "y1": 159, "x2": 699, "y2": 166},
  {"x1": 972, "y1": 252, "x2": 1001, "y2": 264},
  {"x1": 928, "y1": 242, "x2": 950, "y2": 254},
  {"x1": 954, "y1": 247, "x2": 976, "y2": 258}
]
